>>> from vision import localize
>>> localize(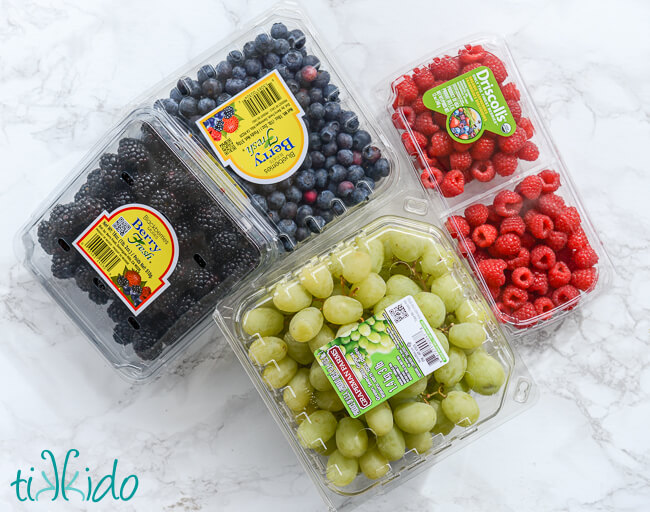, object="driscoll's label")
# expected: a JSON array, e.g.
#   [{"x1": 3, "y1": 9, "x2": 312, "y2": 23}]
[
  {"x1": 196, "y1": 70, "x2": 308, "y2": 184},
  {"x1": 73, "y1": 204, "x2": 178, "y2": 315},
  {"x1": 422, "y1": 66, "x2": 515, "y2": 143},
  {"x1": 315, "y1": 296, "x2": 449, "y2": 418}
]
